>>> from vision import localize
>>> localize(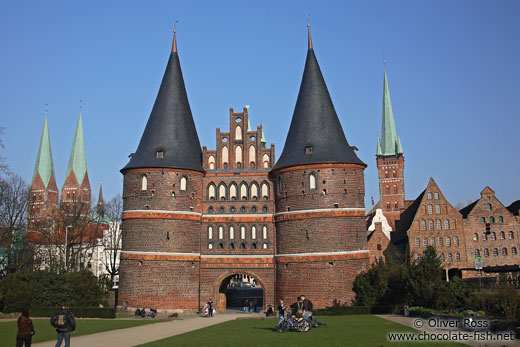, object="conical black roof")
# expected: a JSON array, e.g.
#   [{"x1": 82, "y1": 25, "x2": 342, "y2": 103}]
[
  {"x1": 273, "y1": 44, "x2": 365, "y2": 171},
  {"x1": 122, "y1": 44, "x2": 203, "y2": 172}
]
